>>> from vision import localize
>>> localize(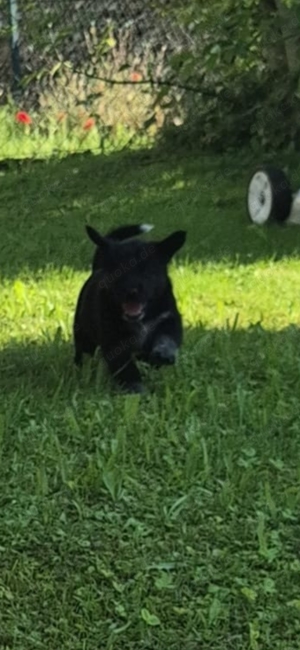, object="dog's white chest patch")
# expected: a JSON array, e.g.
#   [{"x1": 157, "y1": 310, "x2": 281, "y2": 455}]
[{"x1": 134, "y1": 311, "x2": 171, "y2": 349}]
